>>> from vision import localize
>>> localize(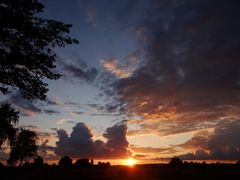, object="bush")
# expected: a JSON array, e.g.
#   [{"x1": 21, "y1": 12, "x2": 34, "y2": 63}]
[{"x1": 58, "y1": 156, "x2": 72, "y2": 168}]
